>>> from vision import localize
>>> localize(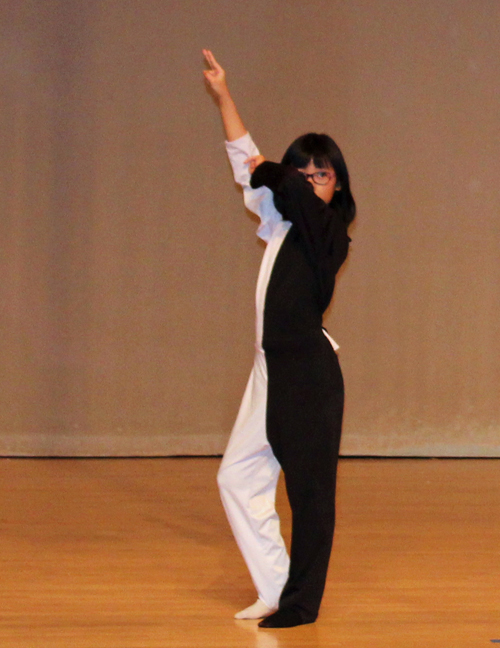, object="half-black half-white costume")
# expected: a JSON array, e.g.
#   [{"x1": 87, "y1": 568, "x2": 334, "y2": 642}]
[{"x1": 218, "y1": 132, "x2": 350, "y2": 624}]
